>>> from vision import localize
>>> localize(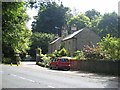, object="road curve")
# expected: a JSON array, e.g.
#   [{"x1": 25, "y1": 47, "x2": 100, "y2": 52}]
[{"x1": 0, "y1": 62, "x2": 119, "y2": 88}]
